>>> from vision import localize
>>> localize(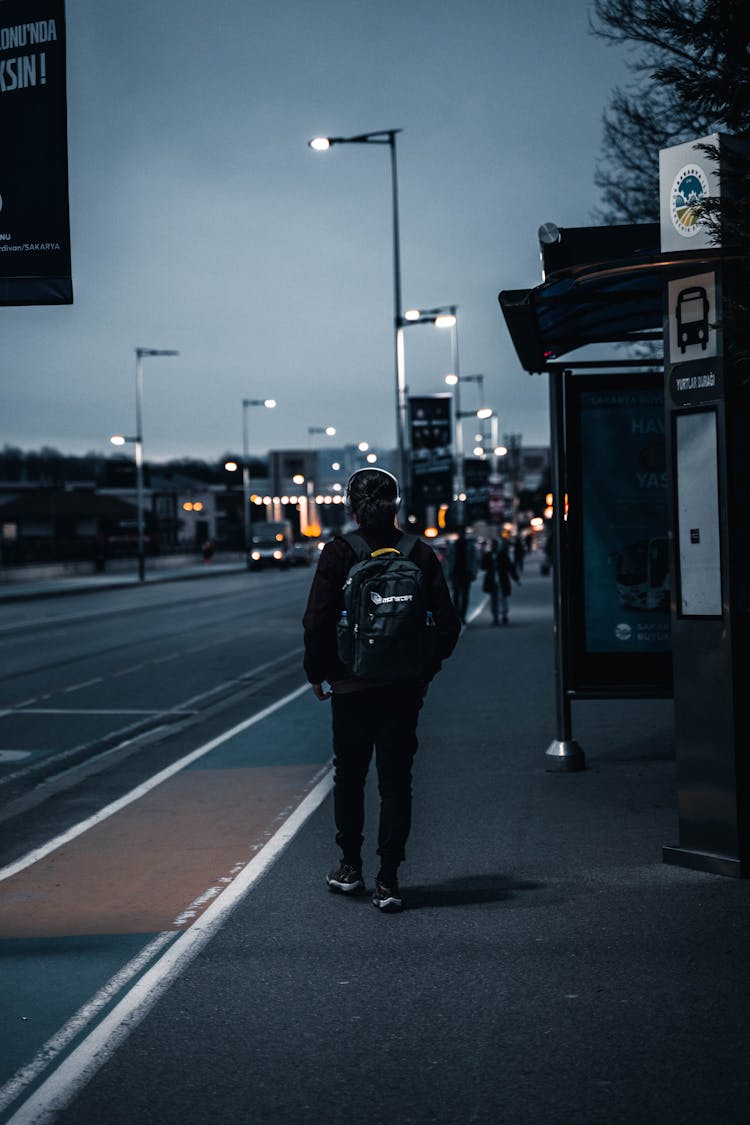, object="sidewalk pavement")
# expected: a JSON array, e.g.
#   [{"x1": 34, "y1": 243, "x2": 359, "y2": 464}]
[
  {"x1": 43, "y1": 558, "x2": 750, "y2": 1123},
  {"x1": 0, "y1": 559, "x2": 248, "y2": 602}
]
